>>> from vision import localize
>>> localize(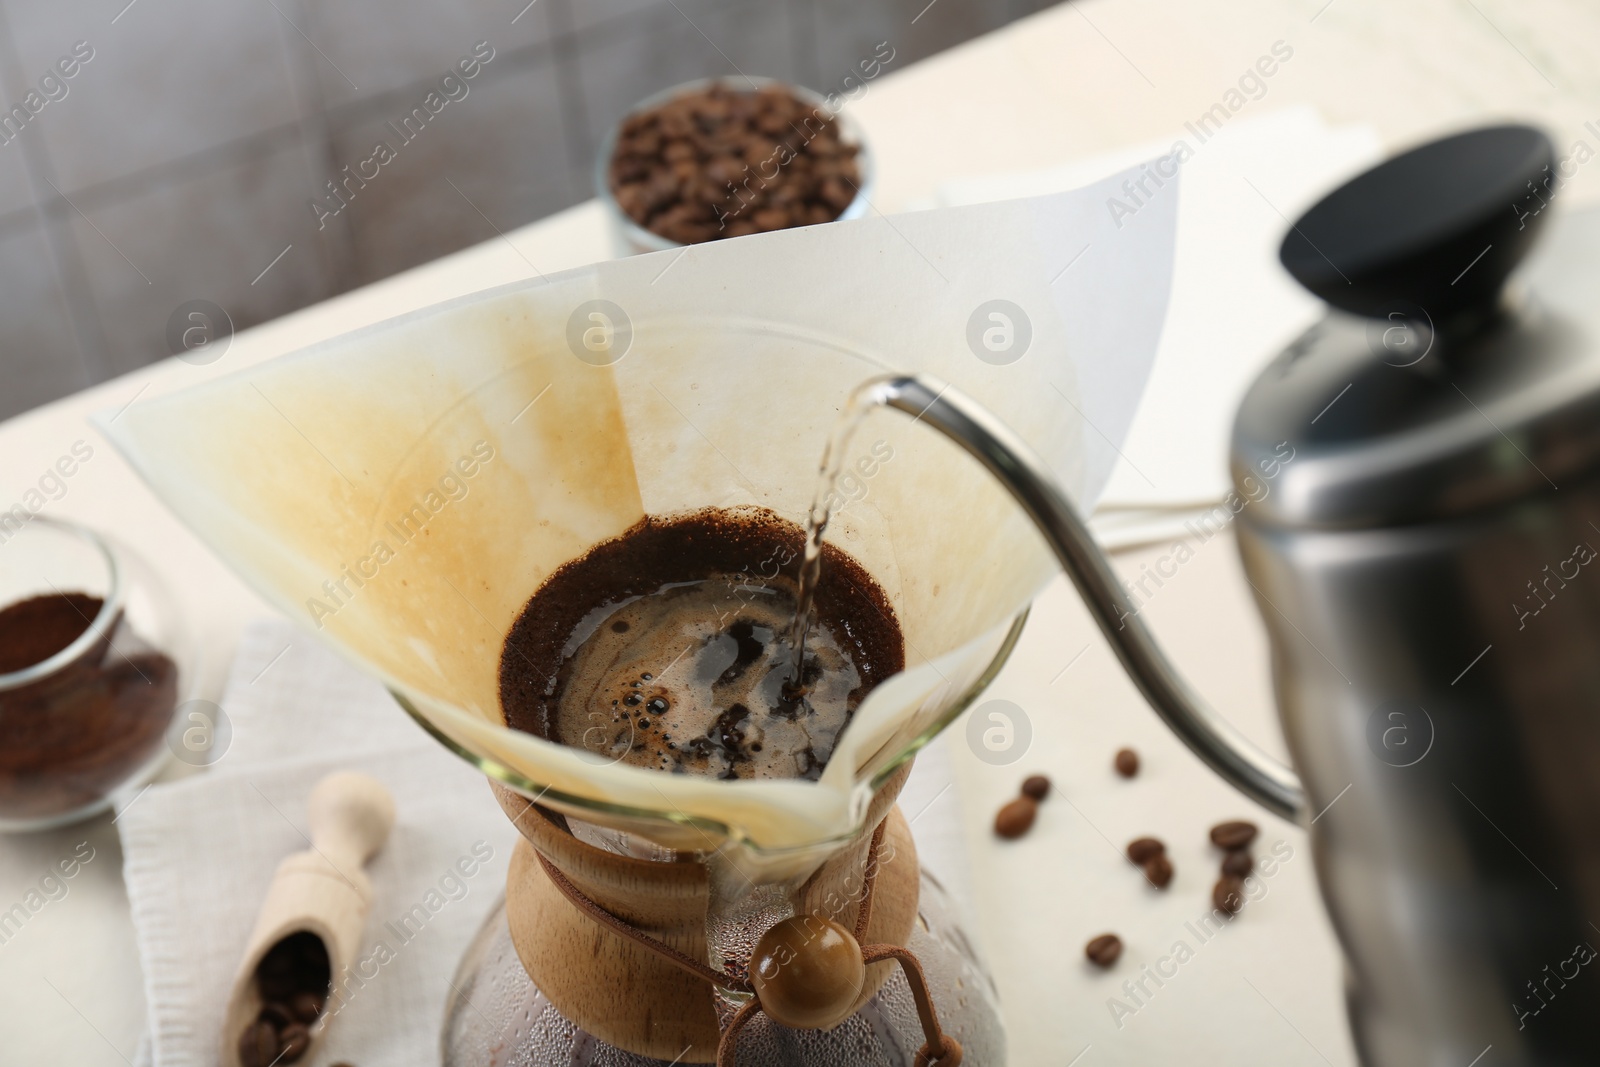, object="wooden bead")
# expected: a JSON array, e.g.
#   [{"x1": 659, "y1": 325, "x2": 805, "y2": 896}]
[{"x1": 750, "y1": 915, "x2": 866, "y2": 1031}]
